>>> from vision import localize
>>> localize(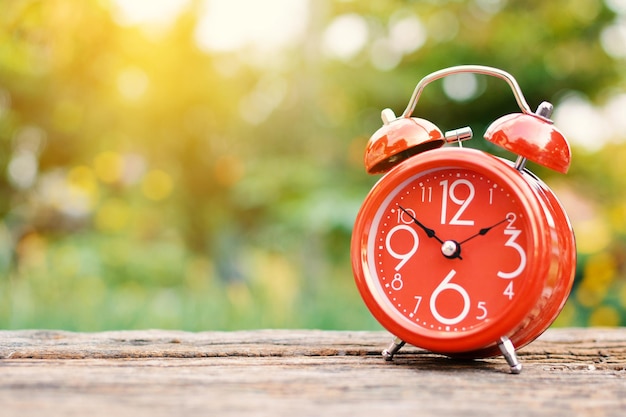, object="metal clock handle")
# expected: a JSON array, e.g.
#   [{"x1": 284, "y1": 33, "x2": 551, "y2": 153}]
[{"x1": 401, "y1": 65, "x2": 533, "y2": 119}]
